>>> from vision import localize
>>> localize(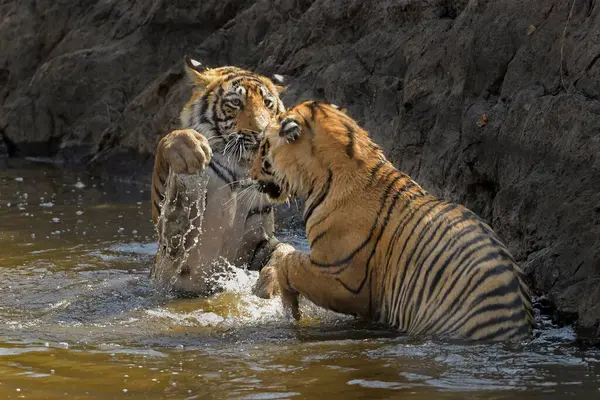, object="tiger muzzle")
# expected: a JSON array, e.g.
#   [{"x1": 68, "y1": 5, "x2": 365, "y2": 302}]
[{"x1": 256, "y1": 180, "x2": 282, "y2": 198}]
